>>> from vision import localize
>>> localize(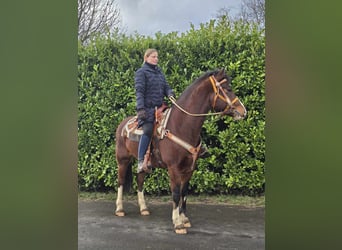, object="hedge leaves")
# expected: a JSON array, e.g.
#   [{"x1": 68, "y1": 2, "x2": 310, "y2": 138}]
[{"x1": 78, "y1": 19, "x2": 265, "y2": 195}]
